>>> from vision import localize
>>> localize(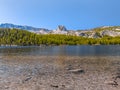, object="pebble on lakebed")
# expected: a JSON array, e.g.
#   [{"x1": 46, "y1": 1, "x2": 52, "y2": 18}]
[{"x1": 68, "y1": 69, "x2": 85, "y2": 74}]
